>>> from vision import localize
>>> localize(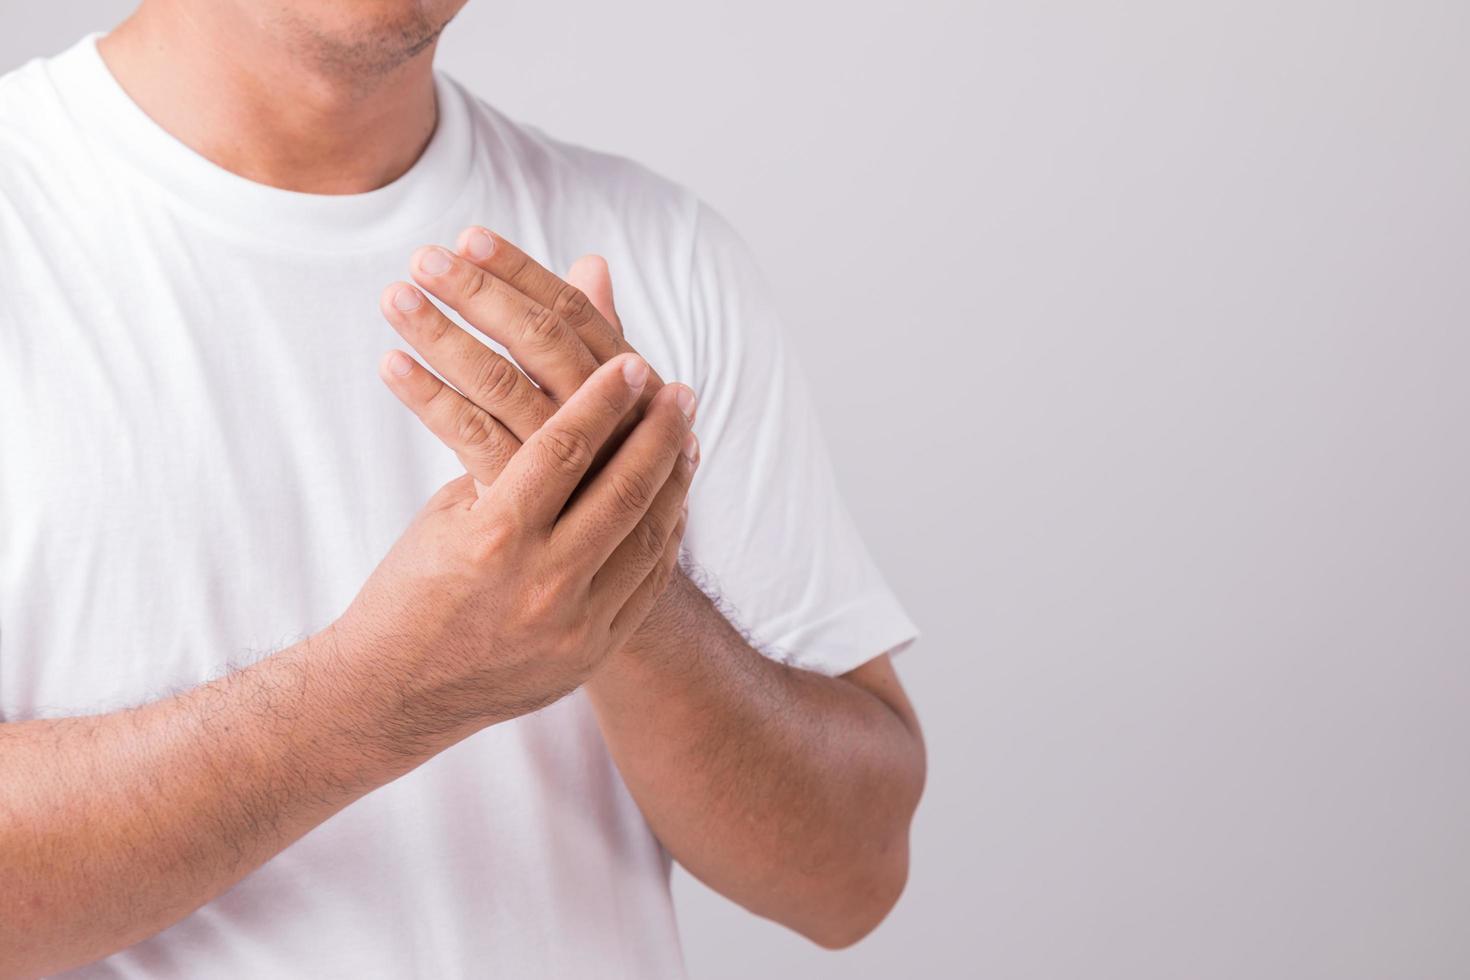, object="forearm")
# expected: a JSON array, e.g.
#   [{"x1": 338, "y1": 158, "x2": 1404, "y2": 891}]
[
  {"x1": 0, "y1": 625, "x2": 466, "y2": 978},
  {"x1": 584, "y1": 572, "x2": 926, "y2": 948}
]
